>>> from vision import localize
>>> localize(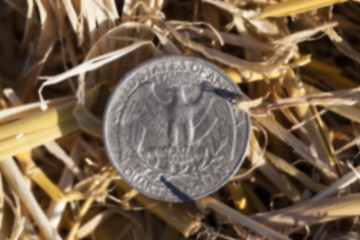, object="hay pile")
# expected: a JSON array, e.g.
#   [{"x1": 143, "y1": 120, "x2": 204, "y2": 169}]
[{"x1": 1, "y1": 0, "x2": 360, "y2": 239}]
